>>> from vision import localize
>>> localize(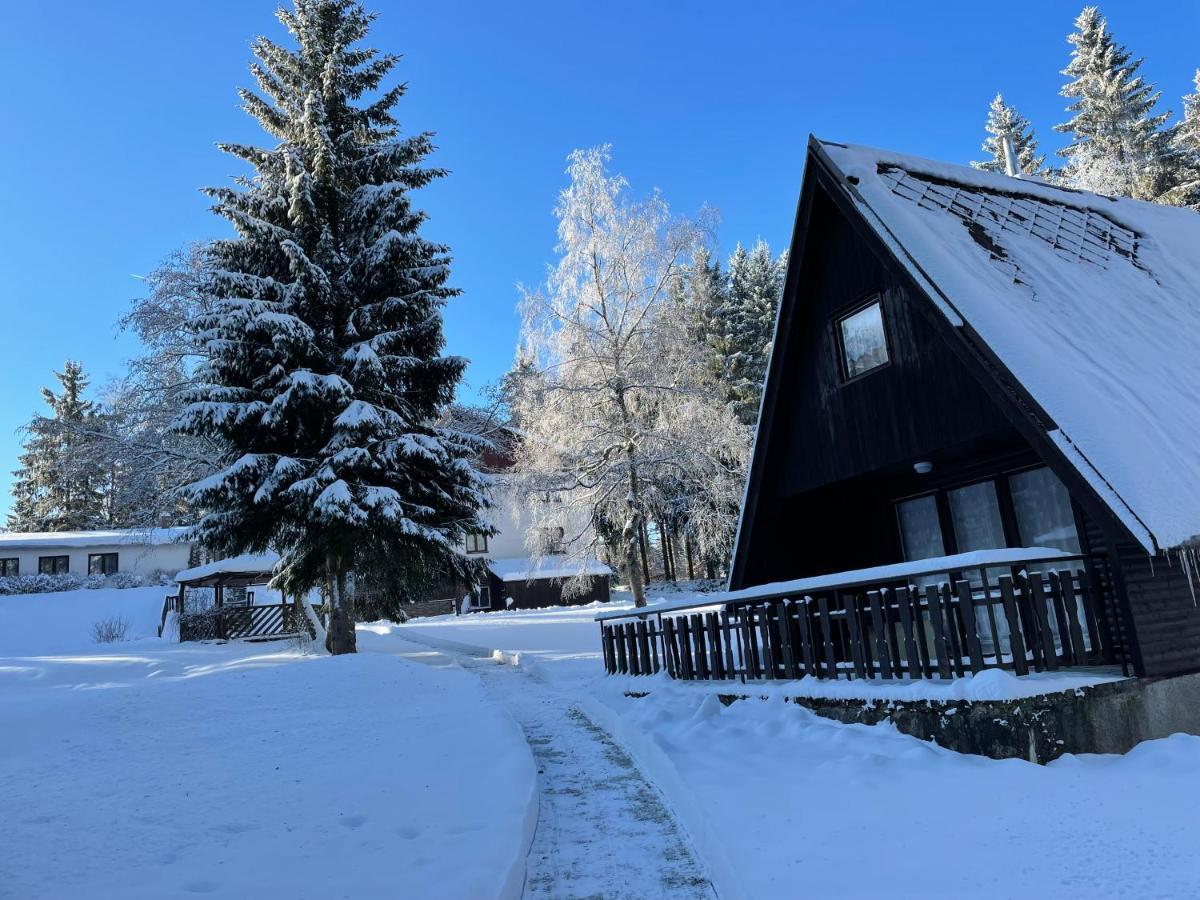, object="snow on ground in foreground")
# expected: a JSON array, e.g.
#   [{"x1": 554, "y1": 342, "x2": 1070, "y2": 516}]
[
  {"x1": 0, "y1": 590, "x2": 536, "y2": 900},
  {"x1": 395, "y1": 595, "x2": 1200, "y2": 900}
]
